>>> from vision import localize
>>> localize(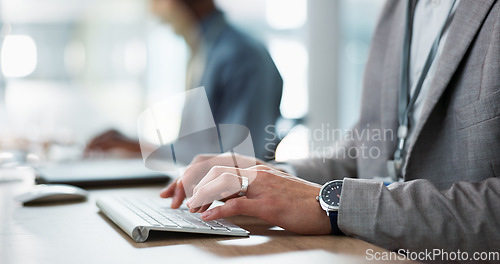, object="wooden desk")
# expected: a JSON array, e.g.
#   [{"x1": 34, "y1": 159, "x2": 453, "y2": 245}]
[{"x1": 0, "y1": 170, "x2": 408, "y2": 264}]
